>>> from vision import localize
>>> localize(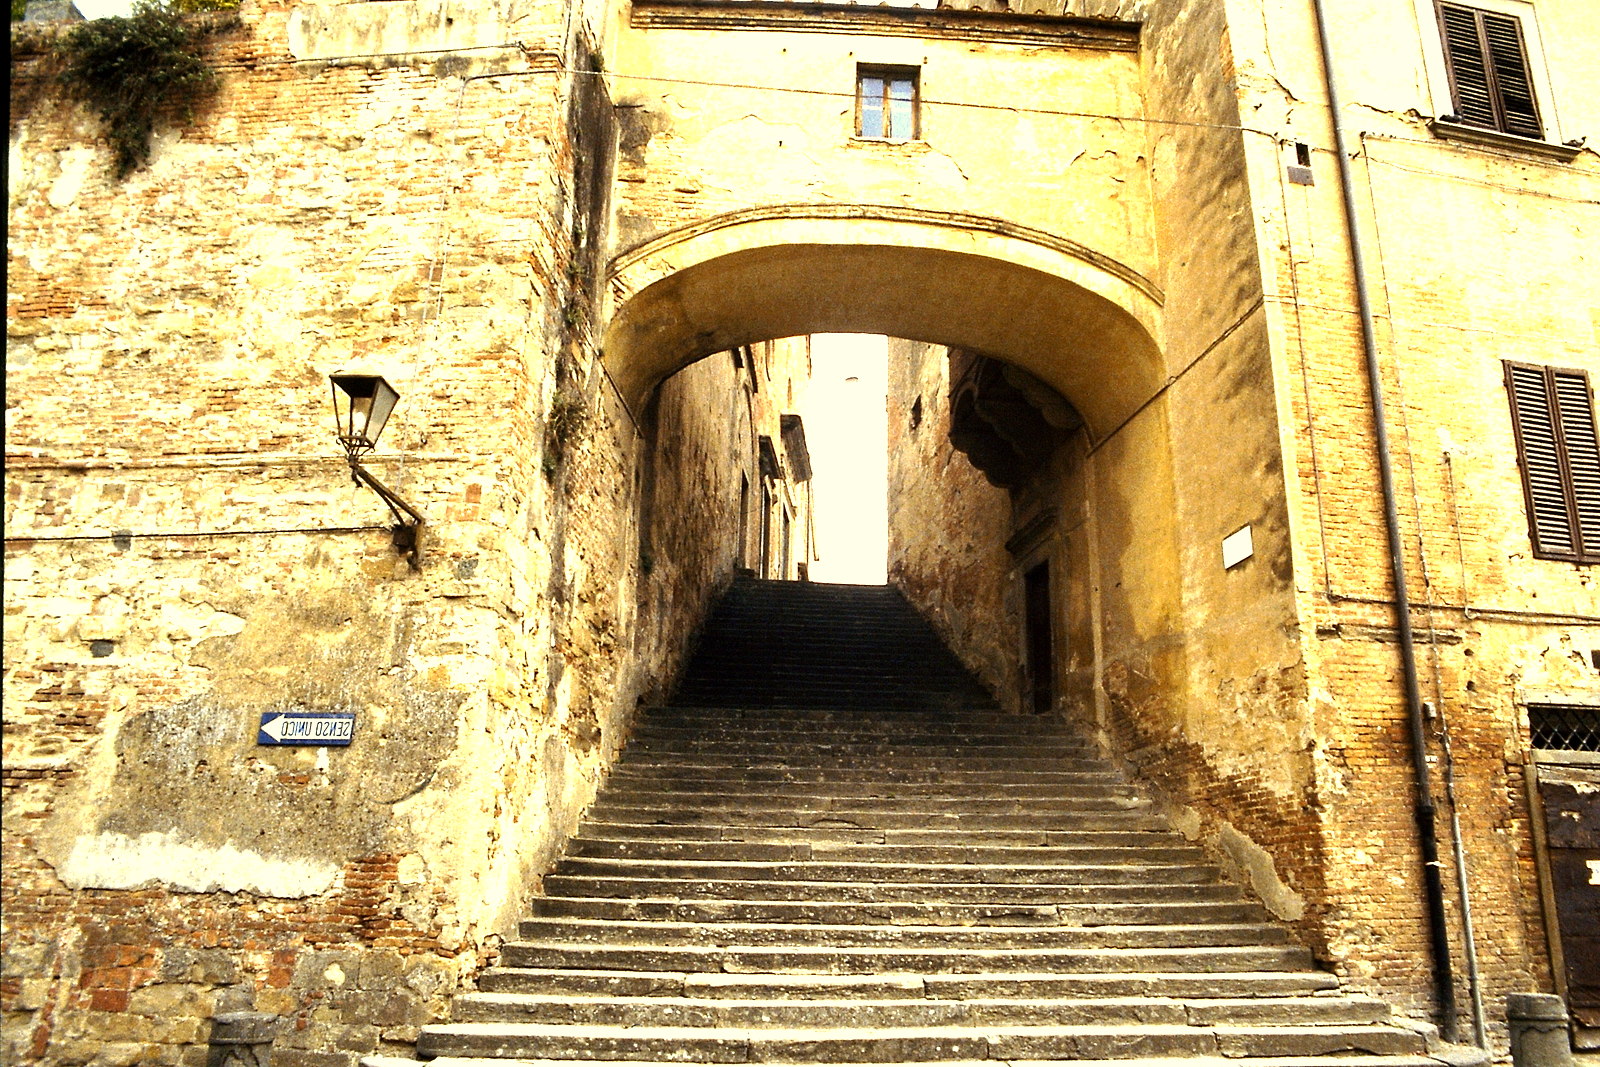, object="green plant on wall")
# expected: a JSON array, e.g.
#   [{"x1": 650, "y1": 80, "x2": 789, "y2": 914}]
[
  {"x1": 542, "y1": 351, "x2": 593, "y2": 477},
  {"x1": 55, "y1": 0, "x2": 232, "y2": 178}
]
